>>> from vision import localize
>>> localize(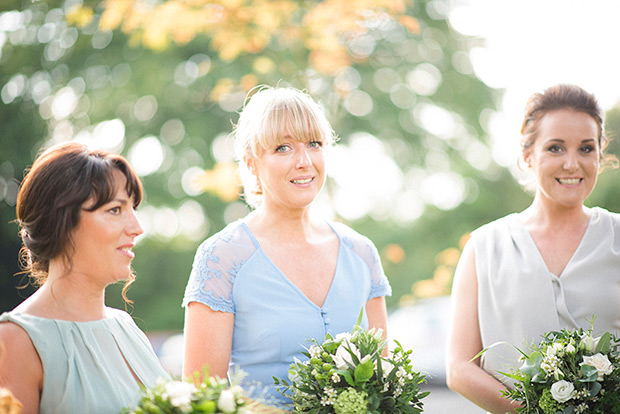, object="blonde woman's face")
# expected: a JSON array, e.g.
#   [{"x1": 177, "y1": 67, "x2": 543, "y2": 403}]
[
  {"x1": 524, "y1": 109, "x2": 600, "y2": 209},
  {"x1": 248, "y1": 132, "x2": 327, "y2": 211}
]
